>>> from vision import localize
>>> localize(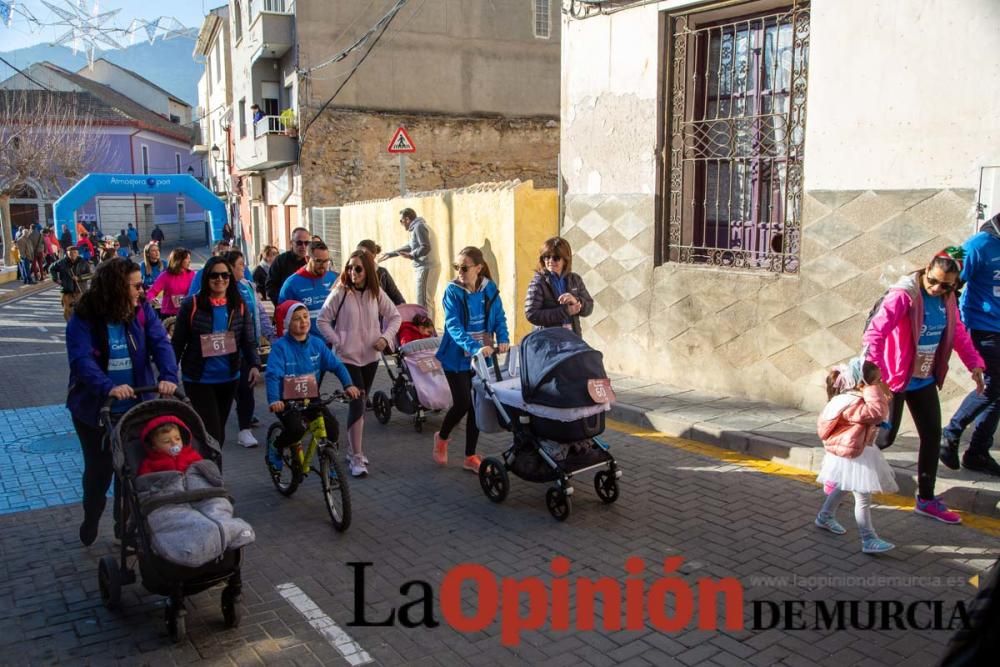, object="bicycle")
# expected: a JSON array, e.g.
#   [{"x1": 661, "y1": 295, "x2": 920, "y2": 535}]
[{"x1": 264, "y1": 393, "x2": 352, "y2": 531}]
